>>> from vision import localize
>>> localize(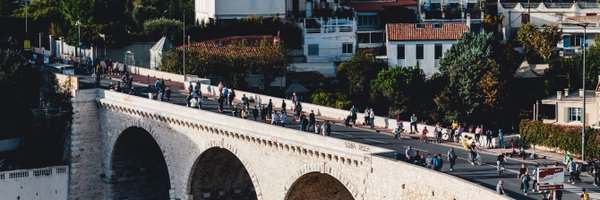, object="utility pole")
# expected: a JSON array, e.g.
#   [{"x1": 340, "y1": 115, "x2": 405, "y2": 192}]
[
  {"x1": 527, "y1": 0, "x2": 531, "y2": 24},
  {"x1": 76, "y1": 20, "x2": 82, "y2": 62},
  {"x1": 182, "y1": 3, "x2": 187, "y2": 82}
]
